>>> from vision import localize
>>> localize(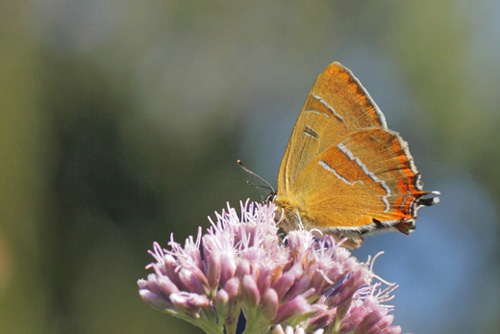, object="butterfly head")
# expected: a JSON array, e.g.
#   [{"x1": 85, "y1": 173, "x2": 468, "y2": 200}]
[{"x1": 263, "y1": 191, "x2": 276, "y2": 204}]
